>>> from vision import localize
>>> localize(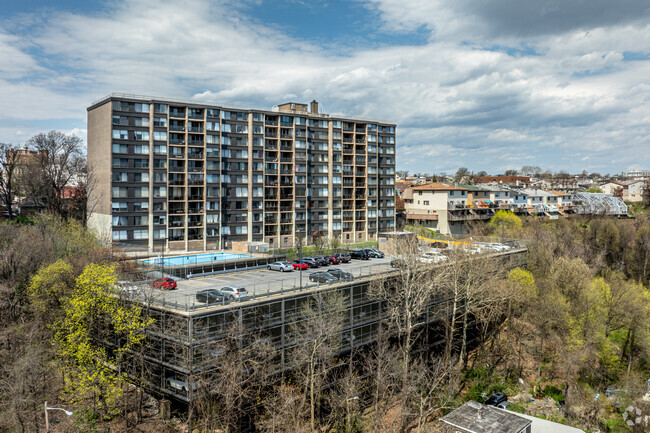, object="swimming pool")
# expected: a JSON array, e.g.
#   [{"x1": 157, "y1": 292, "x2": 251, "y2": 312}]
[{"x1": 143, "y1": 252, "x2": 253, "y2": 267}]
